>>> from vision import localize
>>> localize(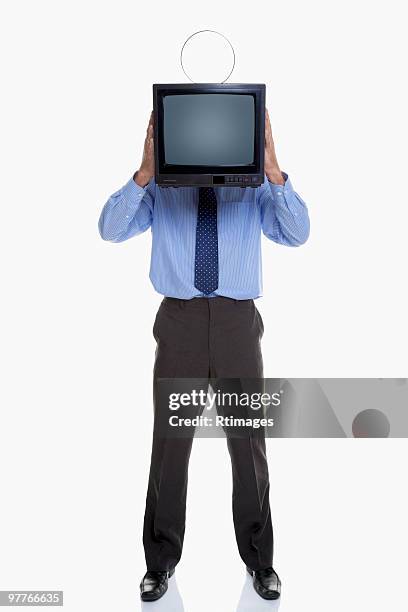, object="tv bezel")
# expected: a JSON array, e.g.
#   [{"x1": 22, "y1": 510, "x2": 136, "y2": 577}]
[{"x1": 153, "y1": 83, "x2": 265, "y2": 187}]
